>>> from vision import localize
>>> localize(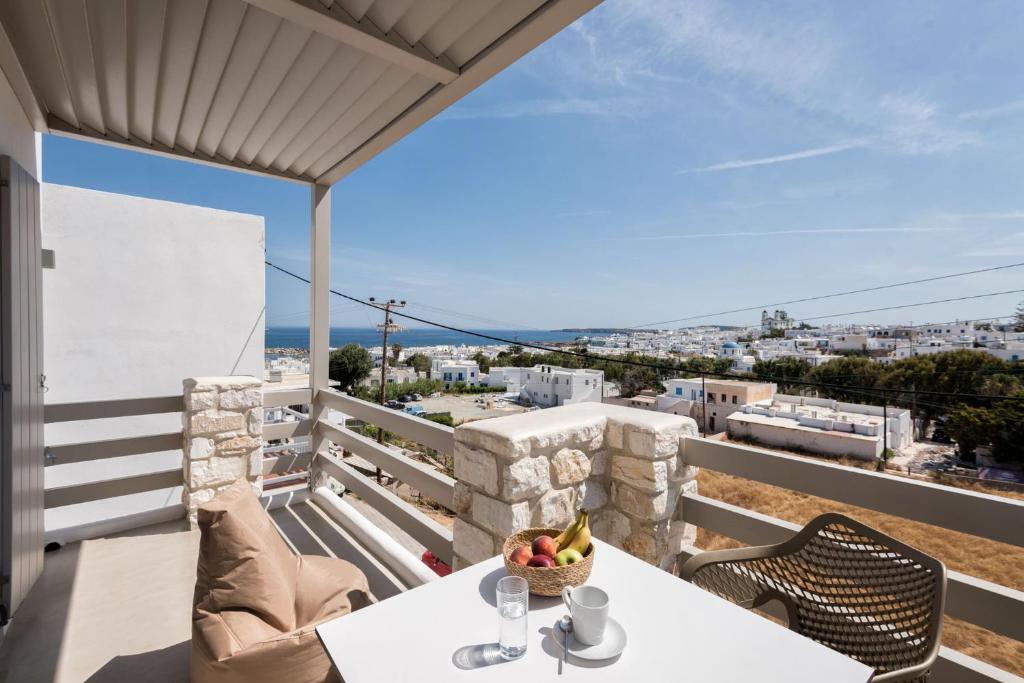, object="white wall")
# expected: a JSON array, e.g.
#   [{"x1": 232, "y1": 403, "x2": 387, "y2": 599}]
[
  {"x1": 41, "y1": 184, "x2": 265, "y2": 535},
  {"x1": 728, "y1": 415, "x2": 882, "y2": 461},
  {"x1": 0, "y1": 62, "x2": 37, "y2": 178}
]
